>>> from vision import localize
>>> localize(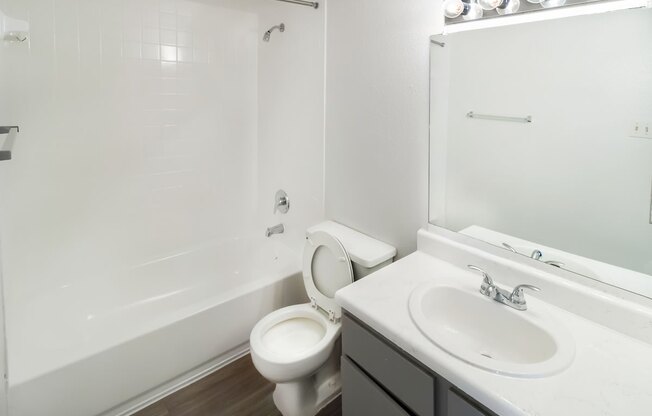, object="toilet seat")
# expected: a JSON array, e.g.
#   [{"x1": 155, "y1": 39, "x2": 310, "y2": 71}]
[
  {"x1": 303, "y1": 231, "x2": 354, "y2": 322},
  {"x1": 250, "y1": 303, "x2": 341, "y2": 383},
  {"x1": 250, "y1": 232, "x2": 353, "y2": 384}
]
